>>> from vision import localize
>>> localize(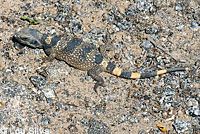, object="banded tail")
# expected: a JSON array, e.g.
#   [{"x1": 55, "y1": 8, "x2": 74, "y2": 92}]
[{"x1": 100, "y1": 59, "x2": 188, "y2": 79}]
